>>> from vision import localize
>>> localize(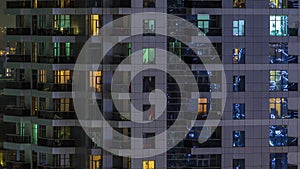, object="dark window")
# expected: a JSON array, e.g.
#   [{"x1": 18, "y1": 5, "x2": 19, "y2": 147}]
[
  {"x1": 143, "y1": 105, "x2": 155, "y2": 120},
  {"x1": 233, "y1": 76, "x2": 245, "y2": 92},
  {"x1": 270, "y1": 153, "x2": 287, "y2": 169},
  {"x1": 143, "y1": 0, "x2": 155, "y2": 7},
  {"x1": 233, "y1": 159, "x2": 245, "y2": 169},
  {"x1": 233, "y1": 103, "x2": 245, "y2": 119},
  {"x1": 143, "y1": 133, "x2": 155, "y2": 149},
  {"x1": 233, "y1": 131, "x2": 245, "y2": 147},
  {"x1": 143, "y1": 76, "x2": 155, "y2": 92}
]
